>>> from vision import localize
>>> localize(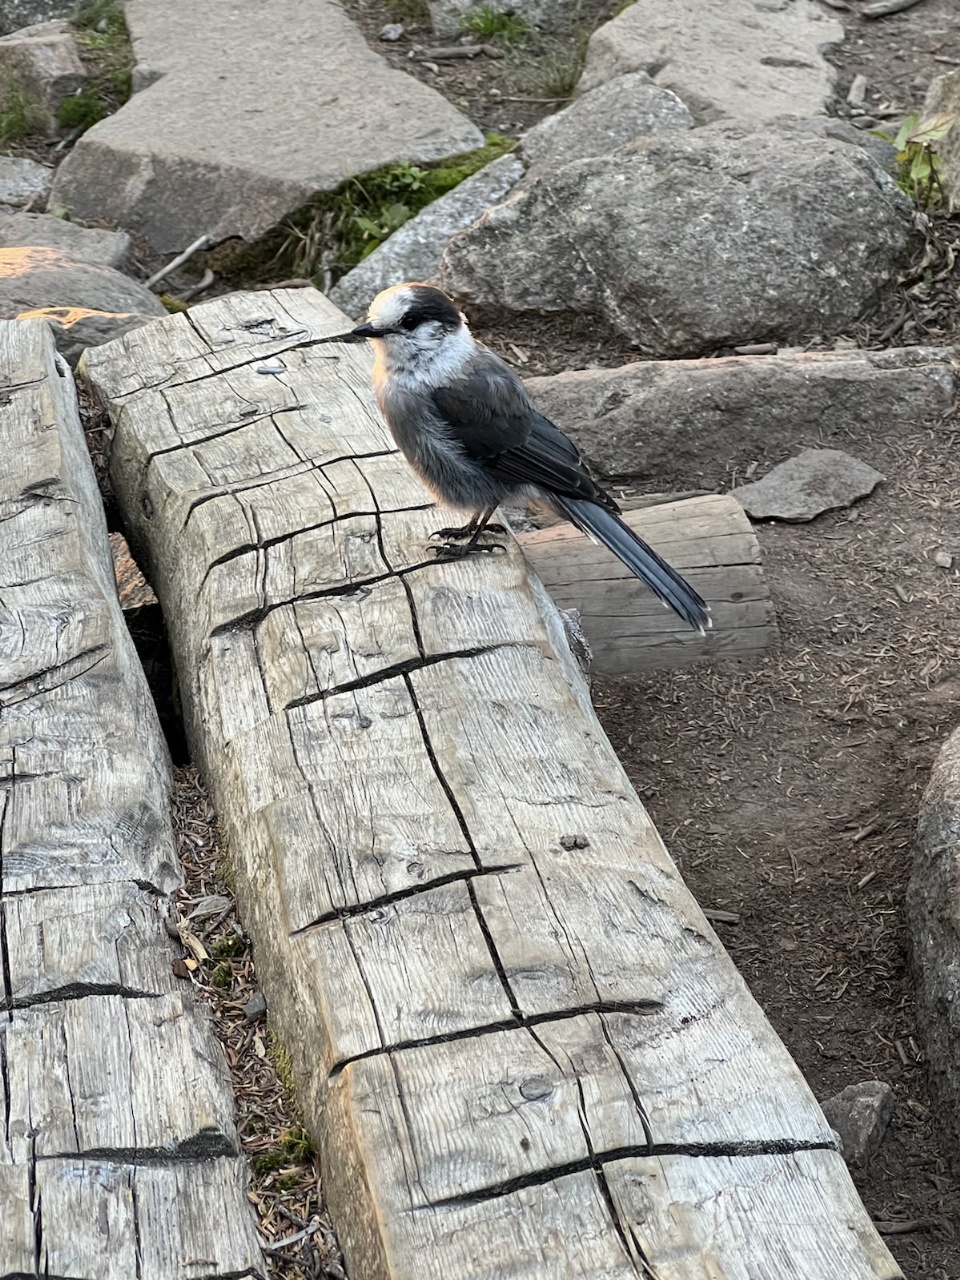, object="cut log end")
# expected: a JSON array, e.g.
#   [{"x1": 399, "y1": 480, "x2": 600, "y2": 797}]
[{"x1": 516, "y1": 493, "x2": 778, "y2": 675}]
